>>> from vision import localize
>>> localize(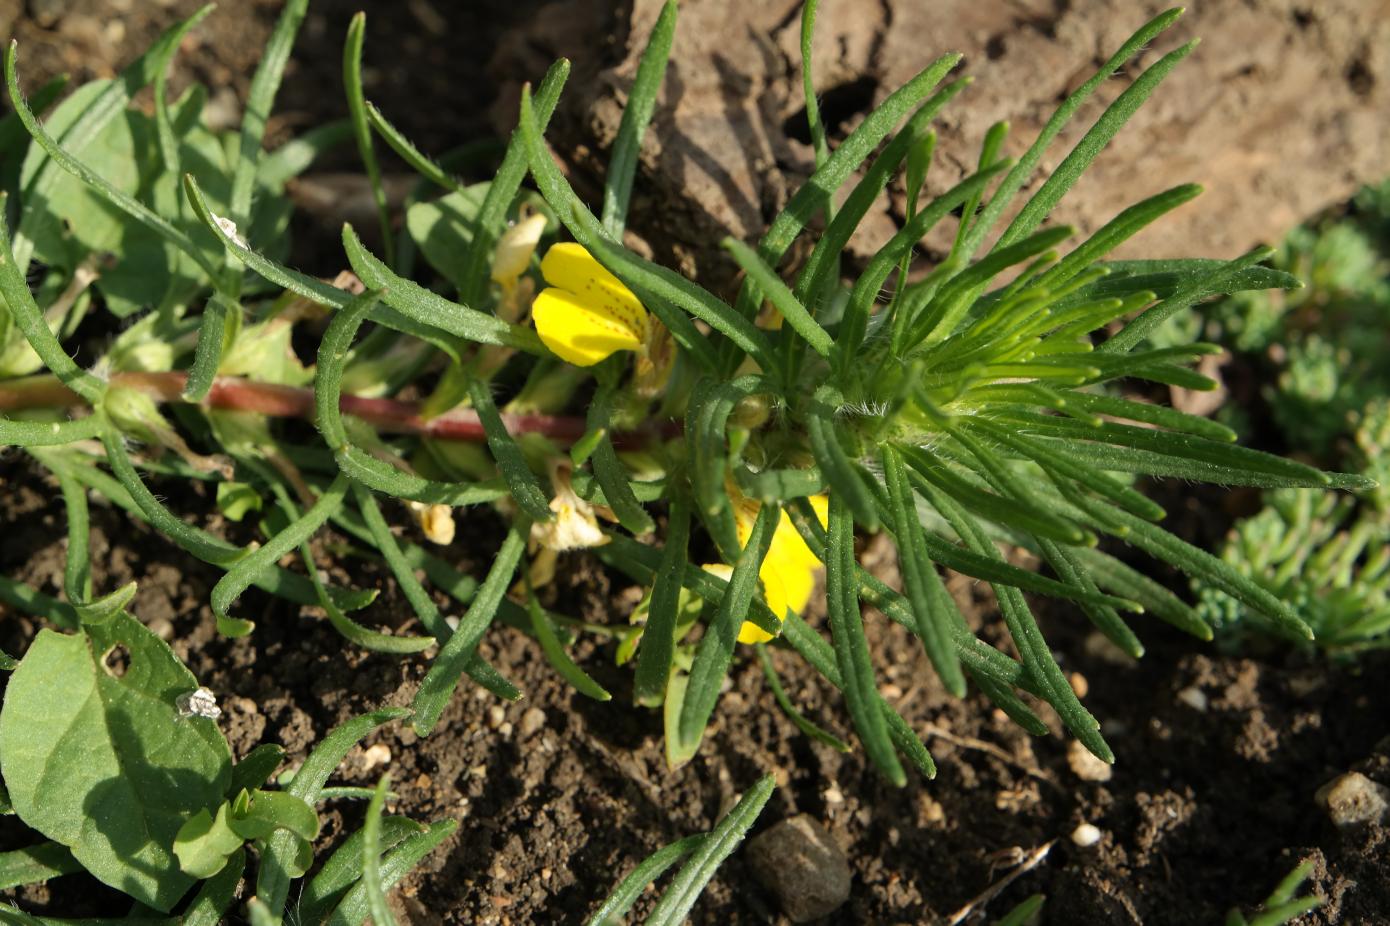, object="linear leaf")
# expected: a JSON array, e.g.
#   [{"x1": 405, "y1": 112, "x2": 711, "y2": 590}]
[
  {"x1": 825, "y1": 492, "x2": 904, "y2": 784},
  {"x1": 413, "y1": 522, "x2": 527, "y2": 734},
  {"x1": 881, "y1": 446, "x2": 965, "y2": 695},
  {"x1": 210, "y1": 474, "x2": 350, "y2": 626},
  {"x1": 467, "y1": 377, "x2": 552, "y2": 522},
  {"x1": 602, "y1": 0, "x2": 677, "y2": 237},
  {"x1": 343, "y1": 13, "x2": 394, "y2": 266},
  {"x1": 644, "y1": 775, "x2": 775, "y2": 926},
  {"x1": 678, "y1": 503, "x2": 777, "y2": 750},
  {"x1": 633, "y1": 493, "x2": 691, "y2": 706}
]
